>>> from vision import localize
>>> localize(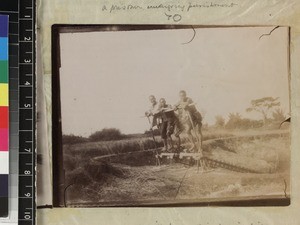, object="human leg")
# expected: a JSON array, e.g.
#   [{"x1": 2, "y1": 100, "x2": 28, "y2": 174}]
[
  {"x1": 166, "y1": 120, "x2": 176, "y2": 150},
  {"x1": 160, "y1": 122, "x2": 168, "y2": 151},
  {"x1": 173, "y1": 119, "x2": 183, "y2": 151},
  {"x1": 186, "y1": 126, "x2": 196, "y2": 152}
]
